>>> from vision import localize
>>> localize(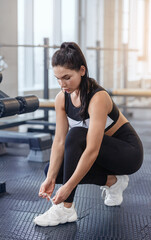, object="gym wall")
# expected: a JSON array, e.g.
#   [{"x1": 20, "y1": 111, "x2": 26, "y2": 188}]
[{"x1": 0, "y1": 0, "x2": 18, "y2": 98}]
